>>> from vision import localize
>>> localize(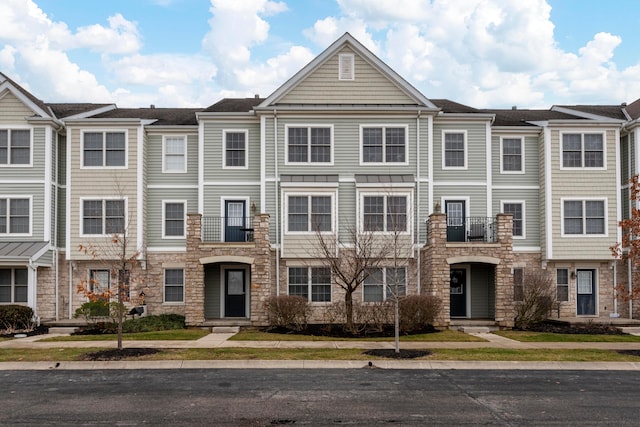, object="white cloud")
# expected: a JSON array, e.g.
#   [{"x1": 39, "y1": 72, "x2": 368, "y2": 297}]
[{"x1": 73, "y1": 13, "x2": 141, "y2": 54}]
